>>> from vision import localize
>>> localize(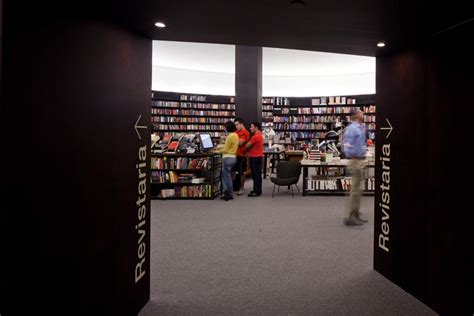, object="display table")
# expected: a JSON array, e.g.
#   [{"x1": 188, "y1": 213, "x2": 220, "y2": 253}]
[{"x1": 300, "y1": 159, "x2": 375, "y2": 196}]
